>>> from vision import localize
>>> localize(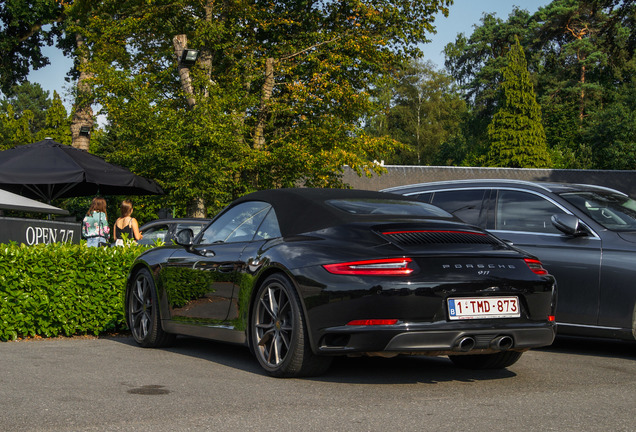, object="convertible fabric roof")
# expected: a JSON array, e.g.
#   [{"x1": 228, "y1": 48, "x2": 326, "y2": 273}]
[{"x1": 232, "y1": 188, "x2": 434, "y2": 237}]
